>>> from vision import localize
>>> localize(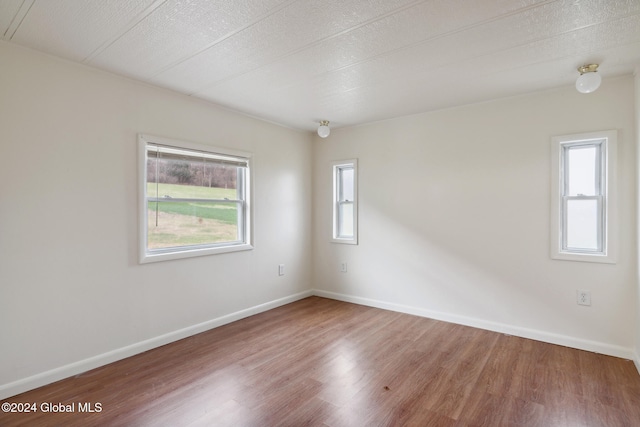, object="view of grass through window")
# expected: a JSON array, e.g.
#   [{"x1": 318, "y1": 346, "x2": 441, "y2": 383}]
[{"x1": 146, "y1": 151, "x2": 244, "y2": 250}]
